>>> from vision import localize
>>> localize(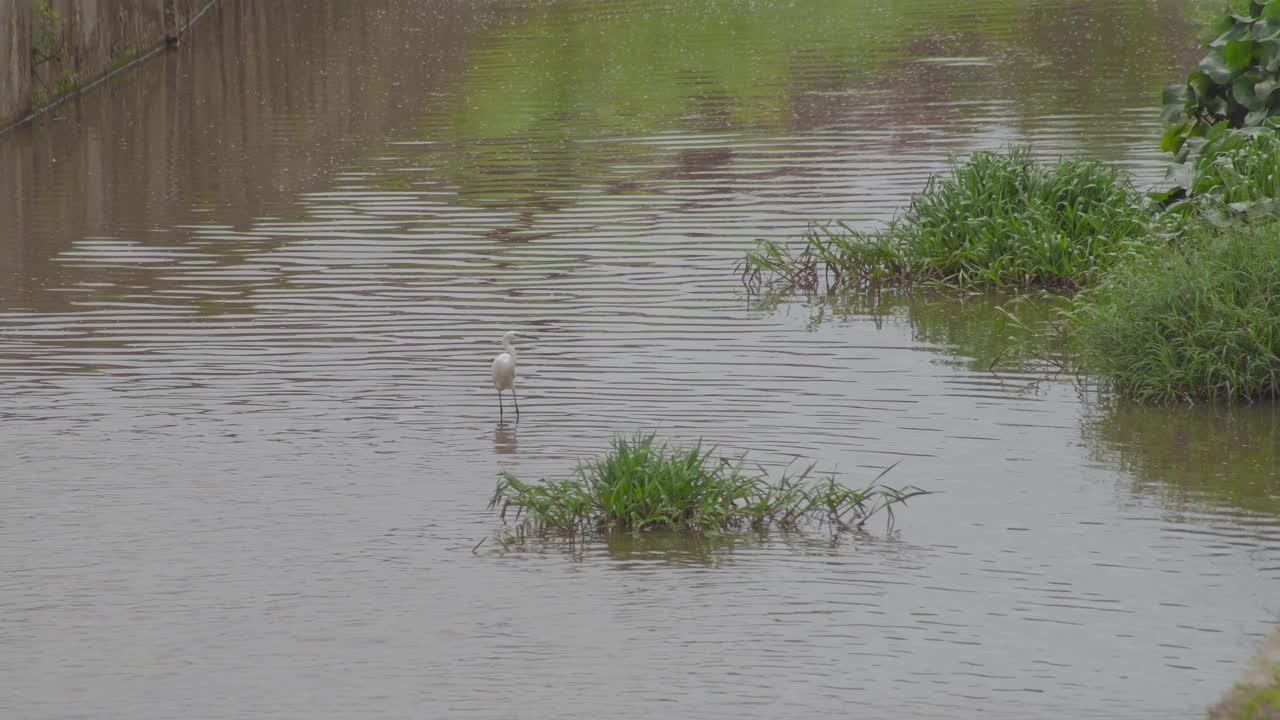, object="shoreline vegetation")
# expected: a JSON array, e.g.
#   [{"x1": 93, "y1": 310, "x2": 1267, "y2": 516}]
[
  {"x1": 740, "y1": 149, "x2": 1157, "y2": 293},
  {"x1": 736, "y1": 2, "x2": 1280, "y2": 716},
  {"x1": 740, "y1": 3, "x2": 1280, "y2": 406},
  {"x1": 1210, "y1": 629, "x2": 1280, "y2": 720},
  {"x1": 488, "y1": 434, "x2": 928, "y2": 541}
]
